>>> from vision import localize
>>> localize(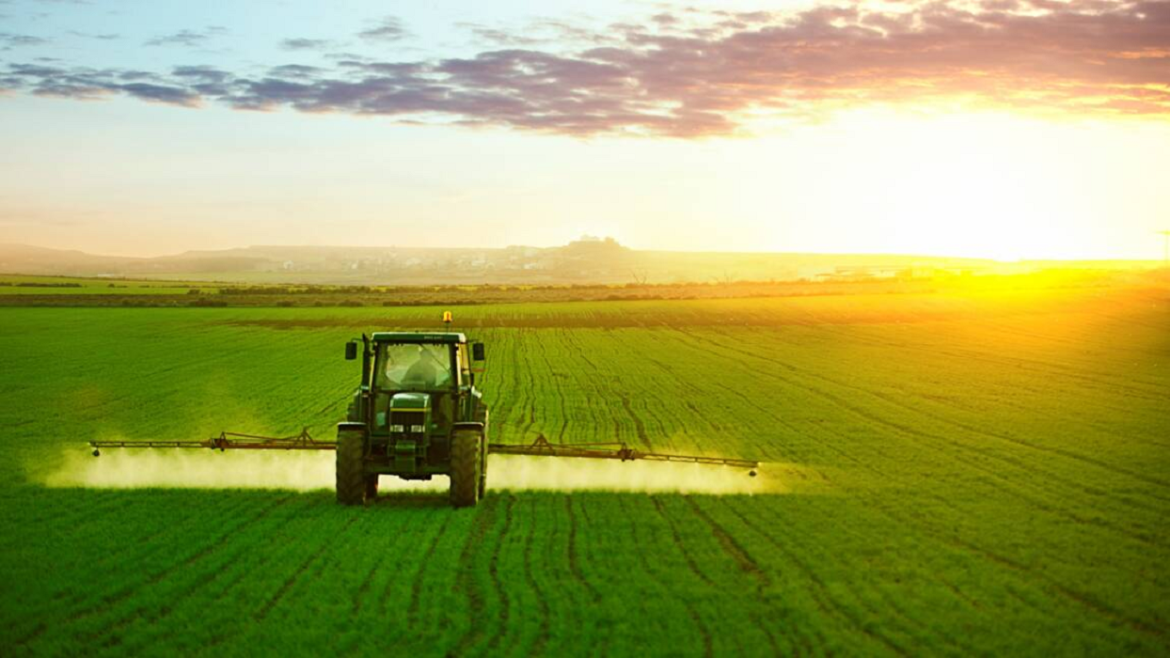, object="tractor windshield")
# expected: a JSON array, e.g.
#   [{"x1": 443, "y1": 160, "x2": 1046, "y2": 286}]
[{"x1": 378, "y1": 343, "x2": 453, "y2": 390}]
